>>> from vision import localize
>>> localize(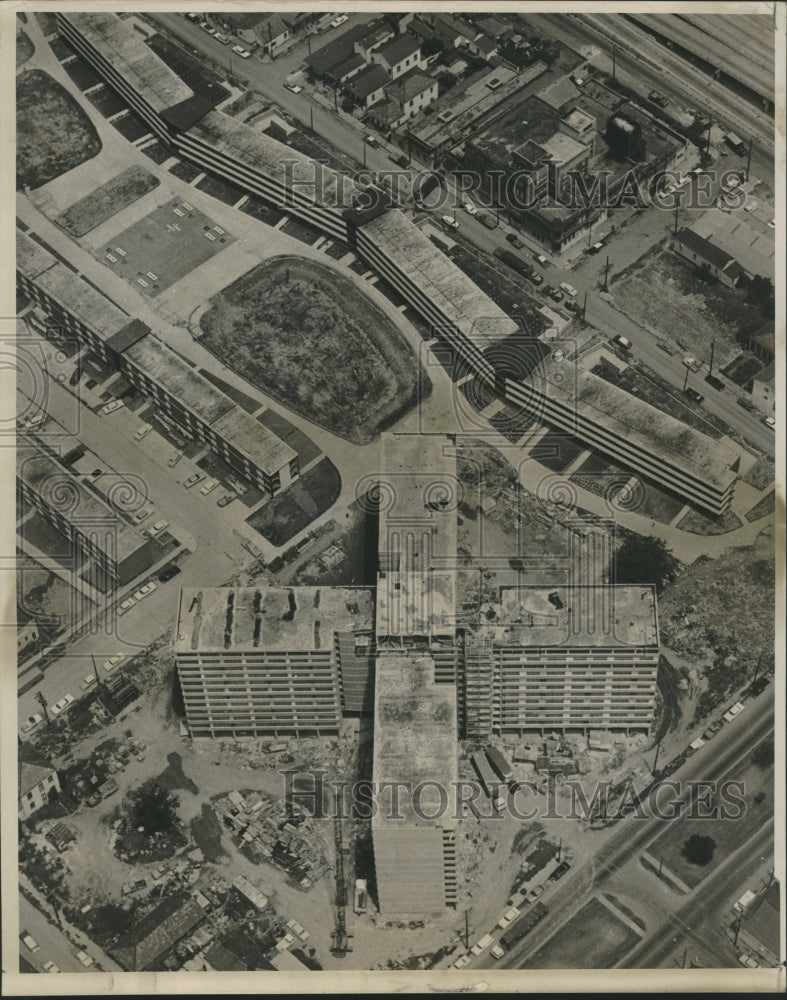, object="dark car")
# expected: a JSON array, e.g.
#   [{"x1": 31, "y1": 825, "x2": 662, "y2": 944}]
[
  {"x1": 564, "y1": 300, "x2": 582, "y2": 315},
  {"x1": 549, "y1": 862, "x2": 571, "y2": 882},
  {"x1": 506, "y1": 233, "x2": 525, "y2": 249},
  {"x1": 527, "y1": 271, "x2": 544, "y2": 286},
  {"x1": 158, "y1": 564, "x2": 182, "y2": 583},
  {"x1": 685, "y1": 387, "x2": 705, "y2": 404},
  {"x1": 546, "y1": 287, "x2": 563, "y2": 303},
  {"x1": 704, "y1": 373, "x2": 725, "y2": 391}
]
